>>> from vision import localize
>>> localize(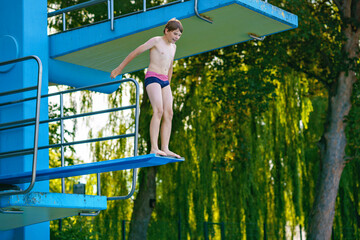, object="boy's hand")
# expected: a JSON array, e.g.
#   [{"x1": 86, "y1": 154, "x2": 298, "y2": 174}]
[{"x1": 110, "y1": 67, "x2": 121, "y2": 79}]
